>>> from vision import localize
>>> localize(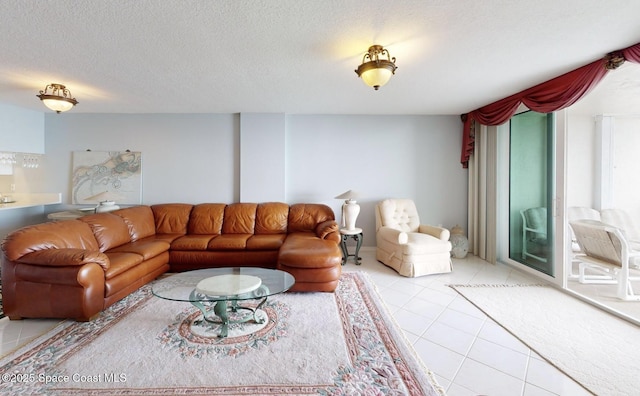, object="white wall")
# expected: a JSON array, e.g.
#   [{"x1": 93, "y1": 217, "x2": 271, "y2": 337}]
[
  {"x1": 612, "y1": 117, "x2": 640, "y2": 221},
  {"x1": 43, "y1": 113, "x2": 239, "y2": 204},
  {"x1": 566, "y1": 113, "x2": 597, "y2": 208},
  {"x1": 566, "y1": 113, "x2": 640, "y2": 221},
  {"x1": 18, "y1": 112, "x2": 466, "y2": 247},
  {"x1": 240, "y1": 113, "x2": 285, "y2": 202},
  {"x1": 285, "y1": 115, "x2": 467, "y2": 245}
]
